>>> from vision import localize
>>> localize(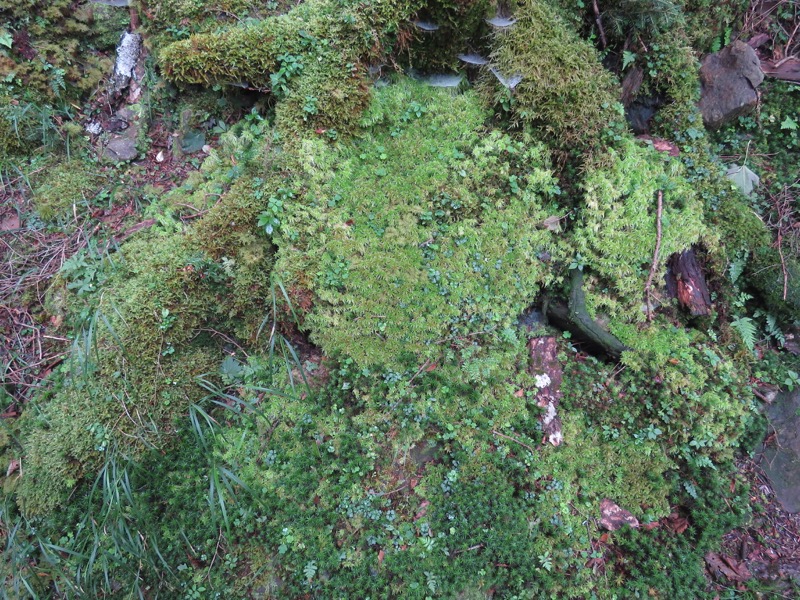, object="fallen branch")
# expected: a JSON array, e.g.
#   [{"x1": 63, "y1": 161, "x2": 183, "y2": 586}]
[
  {"x1": 492, "y1": 429, "x2": 537, "y2": 455},
  {"x1": 545, "y1": 269, "x2": 628, "y2": 360},
  {"x1": 644, "y1": 190, "x2": 663, "y2": 321},
  {"x1": 592, "y1": 0, "x2": 608, "y2": 49}
]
